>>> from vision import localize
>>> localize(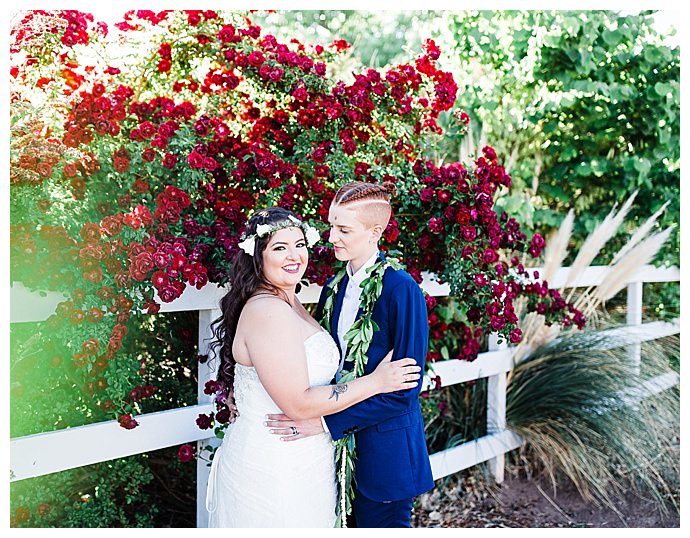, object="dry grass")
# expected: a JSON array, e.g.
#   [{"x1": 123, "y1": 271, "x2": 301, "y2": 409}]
[
  {"x1": 542, "y1": 208, "x2": 574, "y2": 284},
  {"x1": 506, "y1": 198, "x2": 678, "y2": 517},
  {"x1": 507, "y1": 331, "x2": 679, "y2": 516},
  {"x1": 589, "y1": 227, "x2": 674, "y2": 309},
  {"x1": 562, "y1": 190, "x2": 637, "y2": 293},
  {"x1": 514, "y1": 194, "x2": 671, "y2": 361}
]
